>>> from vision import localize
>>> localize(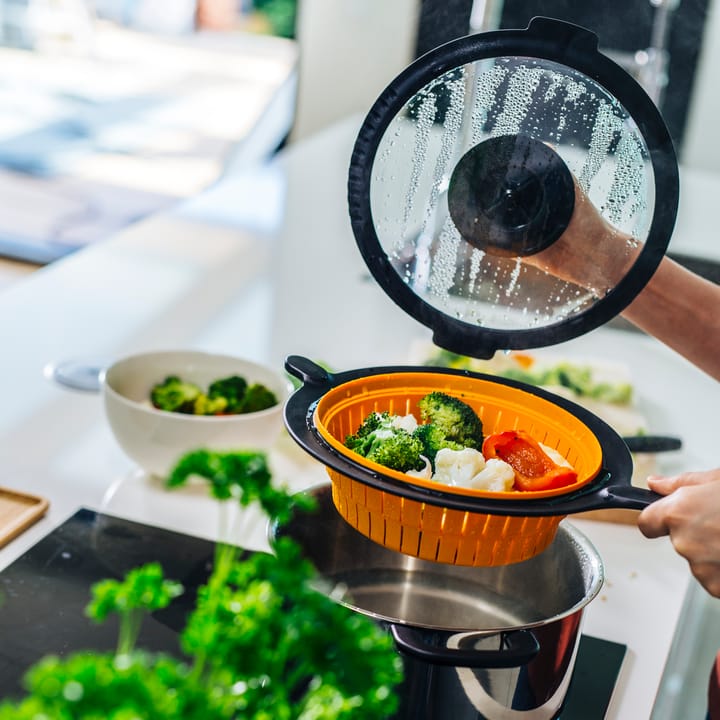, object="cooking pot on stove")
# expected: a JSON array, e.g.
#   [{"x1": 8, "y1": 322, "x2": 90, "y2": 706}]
[{"x1": 272, "y1": 484, "x2": 604, "y2": 720}]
